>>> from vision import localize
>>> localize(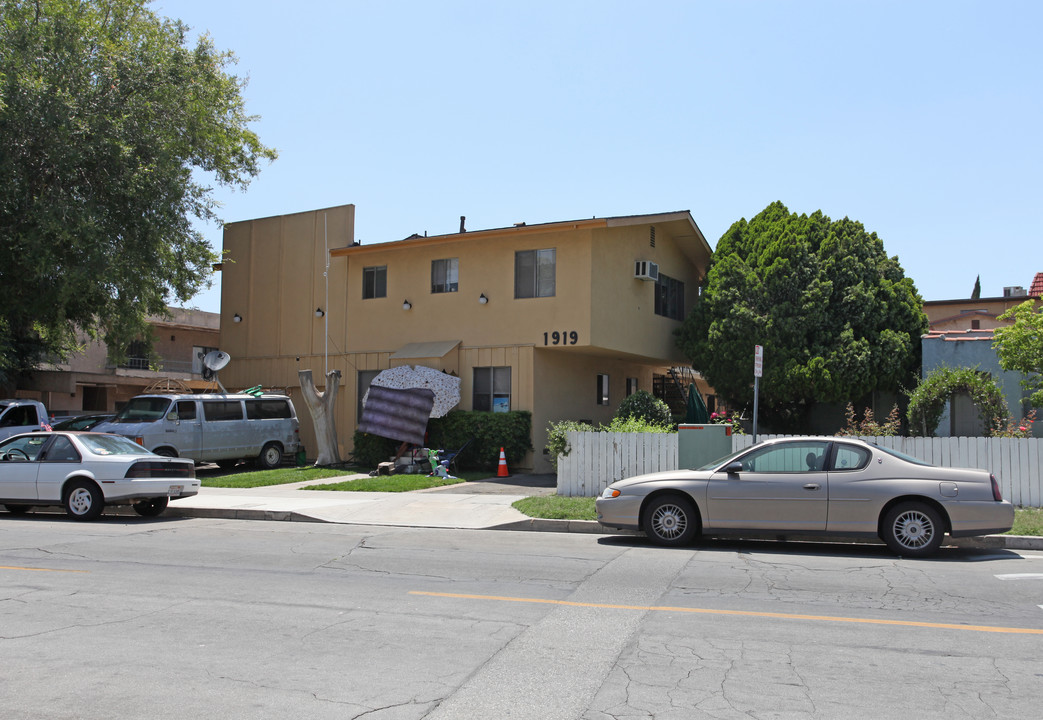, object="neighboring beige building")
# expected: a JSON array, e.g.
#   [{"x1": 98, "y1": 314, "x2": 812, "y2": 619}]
[
  {"x1": 924, "y1": 283, "x2": 1040, "y2": 332},
  {"x1": 219, "y1": 204, "x2": 713, "y2": 471},
  {"x1": 24, "y1": 308, "x2": 221, "y2": 417}
]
